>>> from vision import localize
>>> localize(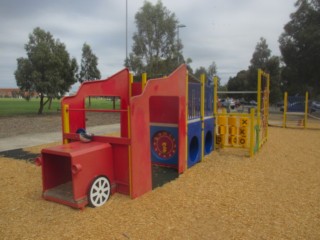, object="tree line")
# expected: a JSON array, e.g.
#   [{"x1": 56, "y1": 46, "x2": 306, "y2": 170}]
[
  {"x1": 15, "y1": 27, "x2": 101, "y2": 114},
  {"x1": 15, "y1": 0, "x2": 320, "y2": 114},
  {"x1": 227, "y1": 0, "x2": 320, "y2": 103}
]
